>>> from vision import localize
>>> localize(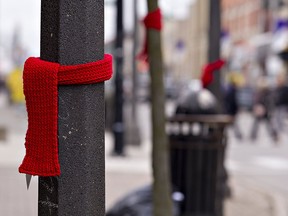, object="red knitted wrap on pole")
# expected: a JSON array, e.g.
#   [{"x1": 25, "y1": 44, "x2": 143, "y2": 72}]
[
  {"x1": 138, "y1": 8, "x2": 162, "y2": 62},
  {"x1": 201, "y1": 59, "x2": 225, "y2": 88},
  {"x1": 19, "y1": 54, "x2": 113, "y2": 176}
]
